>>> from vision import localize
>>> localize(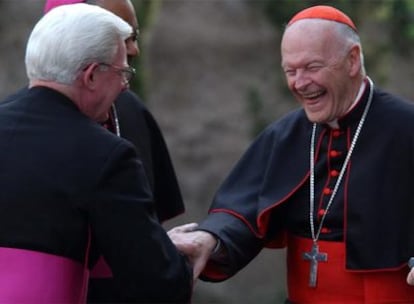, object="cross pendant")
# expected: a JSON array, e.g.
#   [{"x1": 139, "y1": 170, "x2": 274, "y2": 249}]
[{"x1": 302, "y1": 243, "x2": 328, "y2": 288}]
